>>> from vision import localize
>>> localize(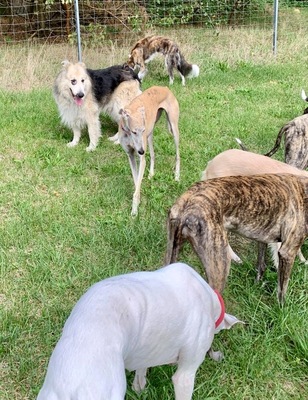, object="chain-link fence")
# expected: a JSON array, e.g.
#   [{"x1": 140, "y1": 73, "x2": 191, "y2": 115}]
[{"x1": 0, "y1": 1, "x2": 307, "y2": 46}]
